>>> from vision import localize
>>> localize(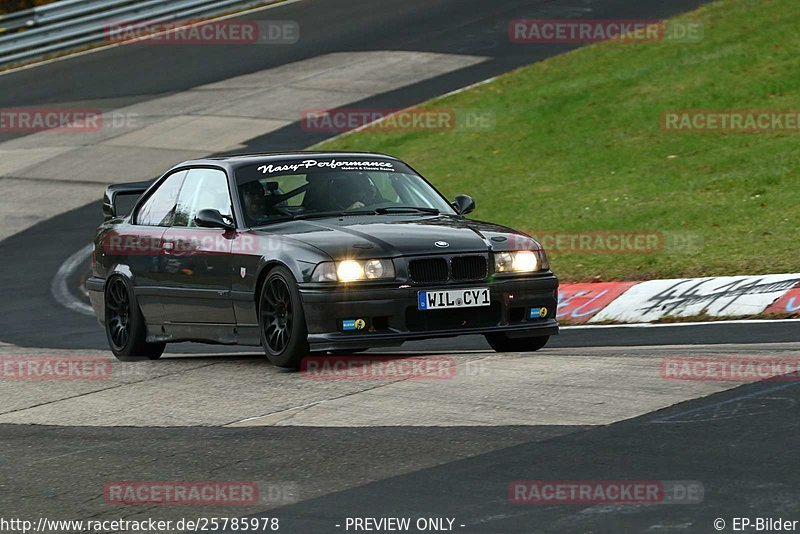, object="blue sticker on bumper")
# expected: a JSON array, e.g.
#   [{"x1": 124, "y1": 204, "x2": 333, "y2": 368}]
[
  {"x1": 342, "y1": 319, "x2": 366, "y2": 331},
  {"x1": 530, "y1": 307, "x2": 549, "y2": 319}
]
